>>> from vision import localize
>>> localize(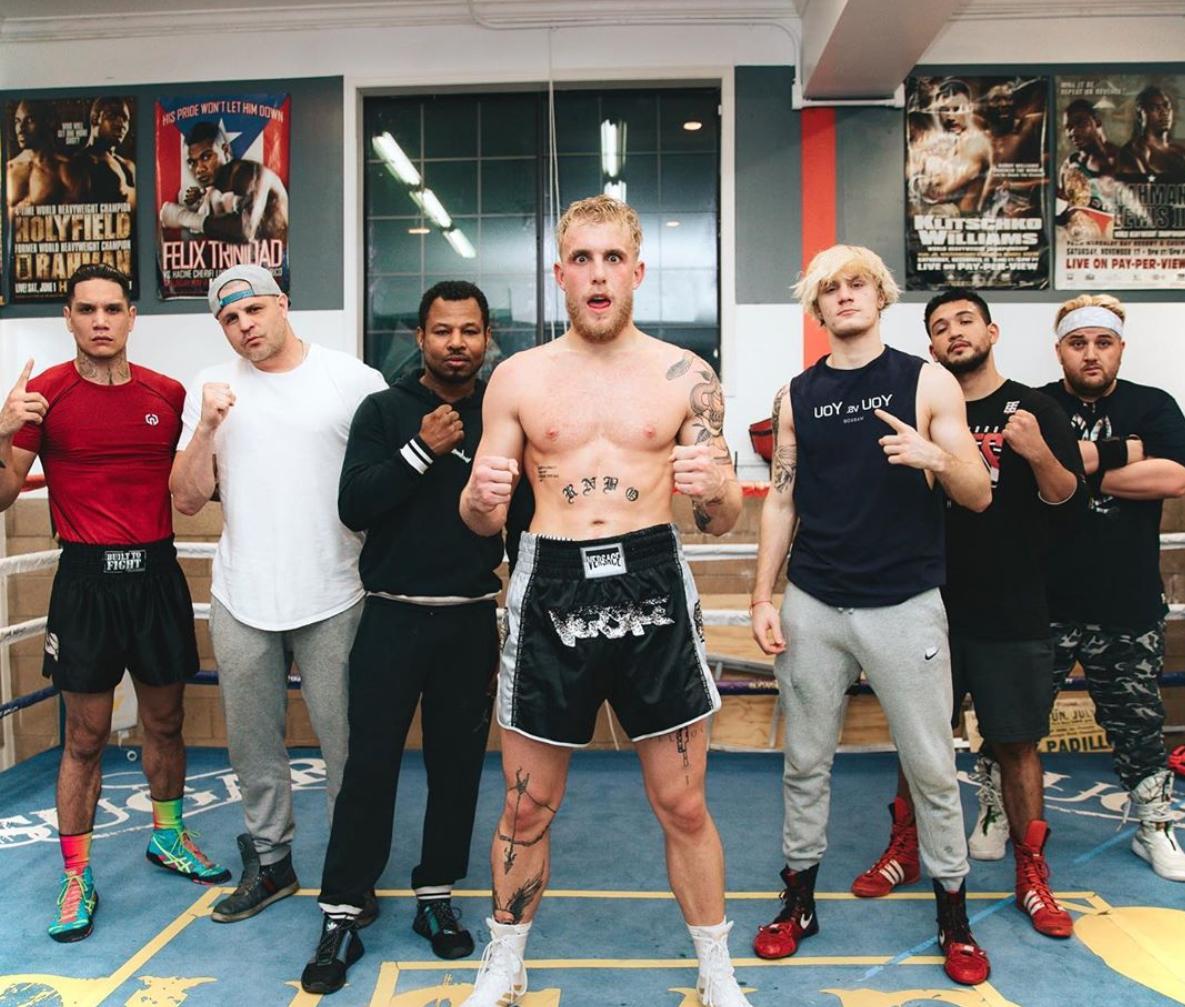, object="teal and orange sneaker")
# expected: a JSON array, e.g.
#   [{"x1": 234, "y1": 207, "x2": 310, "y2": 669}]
[
  {"x1": 146, "y1": 829, "x2": 232, "y2": 885},
  {"x1": 48, "y1": 867, "x2": 99, "y2": 943}
]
